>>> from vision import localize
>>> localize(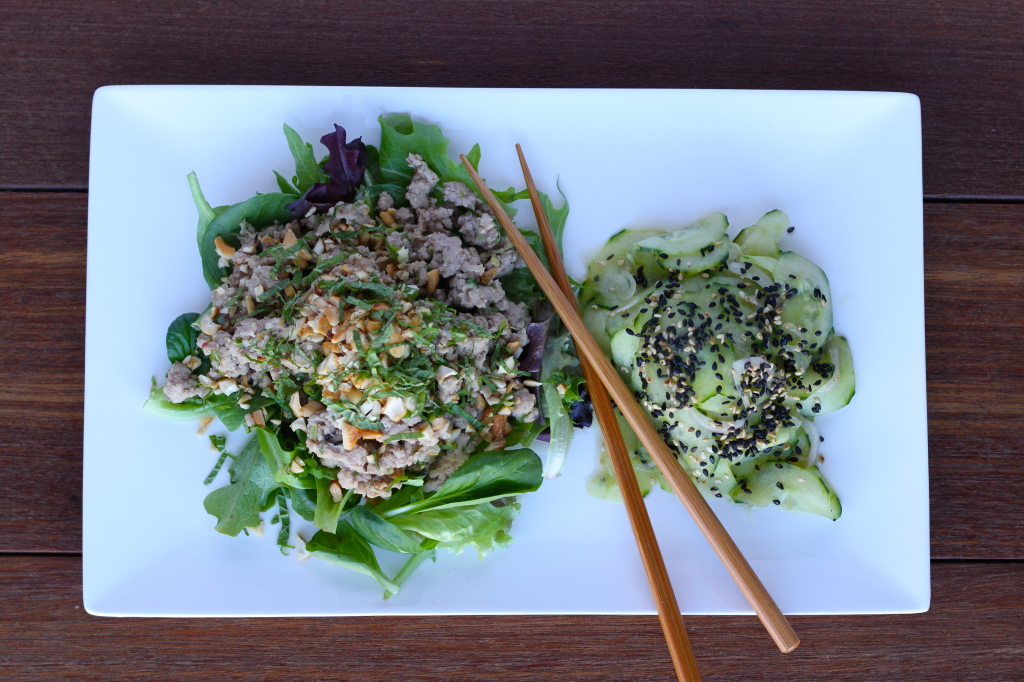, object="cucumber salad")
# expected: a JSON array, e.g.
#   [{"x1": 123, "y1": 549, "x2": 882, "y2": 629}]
[
  {"x1": 581, "y1": 211, "x2": 854, "y2": 519},
  {"x1": 146, "y1": 115, "x2": 585, "y2": 597}
]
